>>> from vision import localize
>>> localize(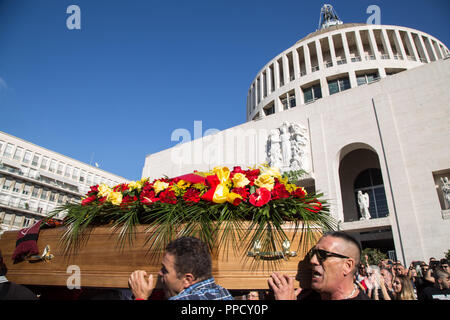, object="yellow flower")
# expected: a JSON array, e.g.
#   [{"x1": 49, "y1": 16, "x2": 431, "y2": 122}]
[
  {"x1": 232, "y1": 173, "x2": 250, "y2": 188},
  {"x1": 98, "y1": 184, "x2": 112, "y2": 198},
  {"x1": 107, "y1": 191, "x2": 123, "y2": 206},
  {"x1": 279, "y1": 176, "x2": 289, "y2": 186},
  {"x1": 176, "y1": 180, "x2": 191, "y2": 190},
  {"x1": 153, "y1": 180, "x2": 169, "y2": 194},
  {"x1": 285, "y1": 183, "x2": 298, "y2": 193},
  {"x1": 264, "y1": 167, "x2": 282, "y2": 179},
  {"x1": 128, "y1": 180, "x2": 144, "y2": 191},
  {"x1": 254, "y1": 173, "x2": 275, "y2": 191}
]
